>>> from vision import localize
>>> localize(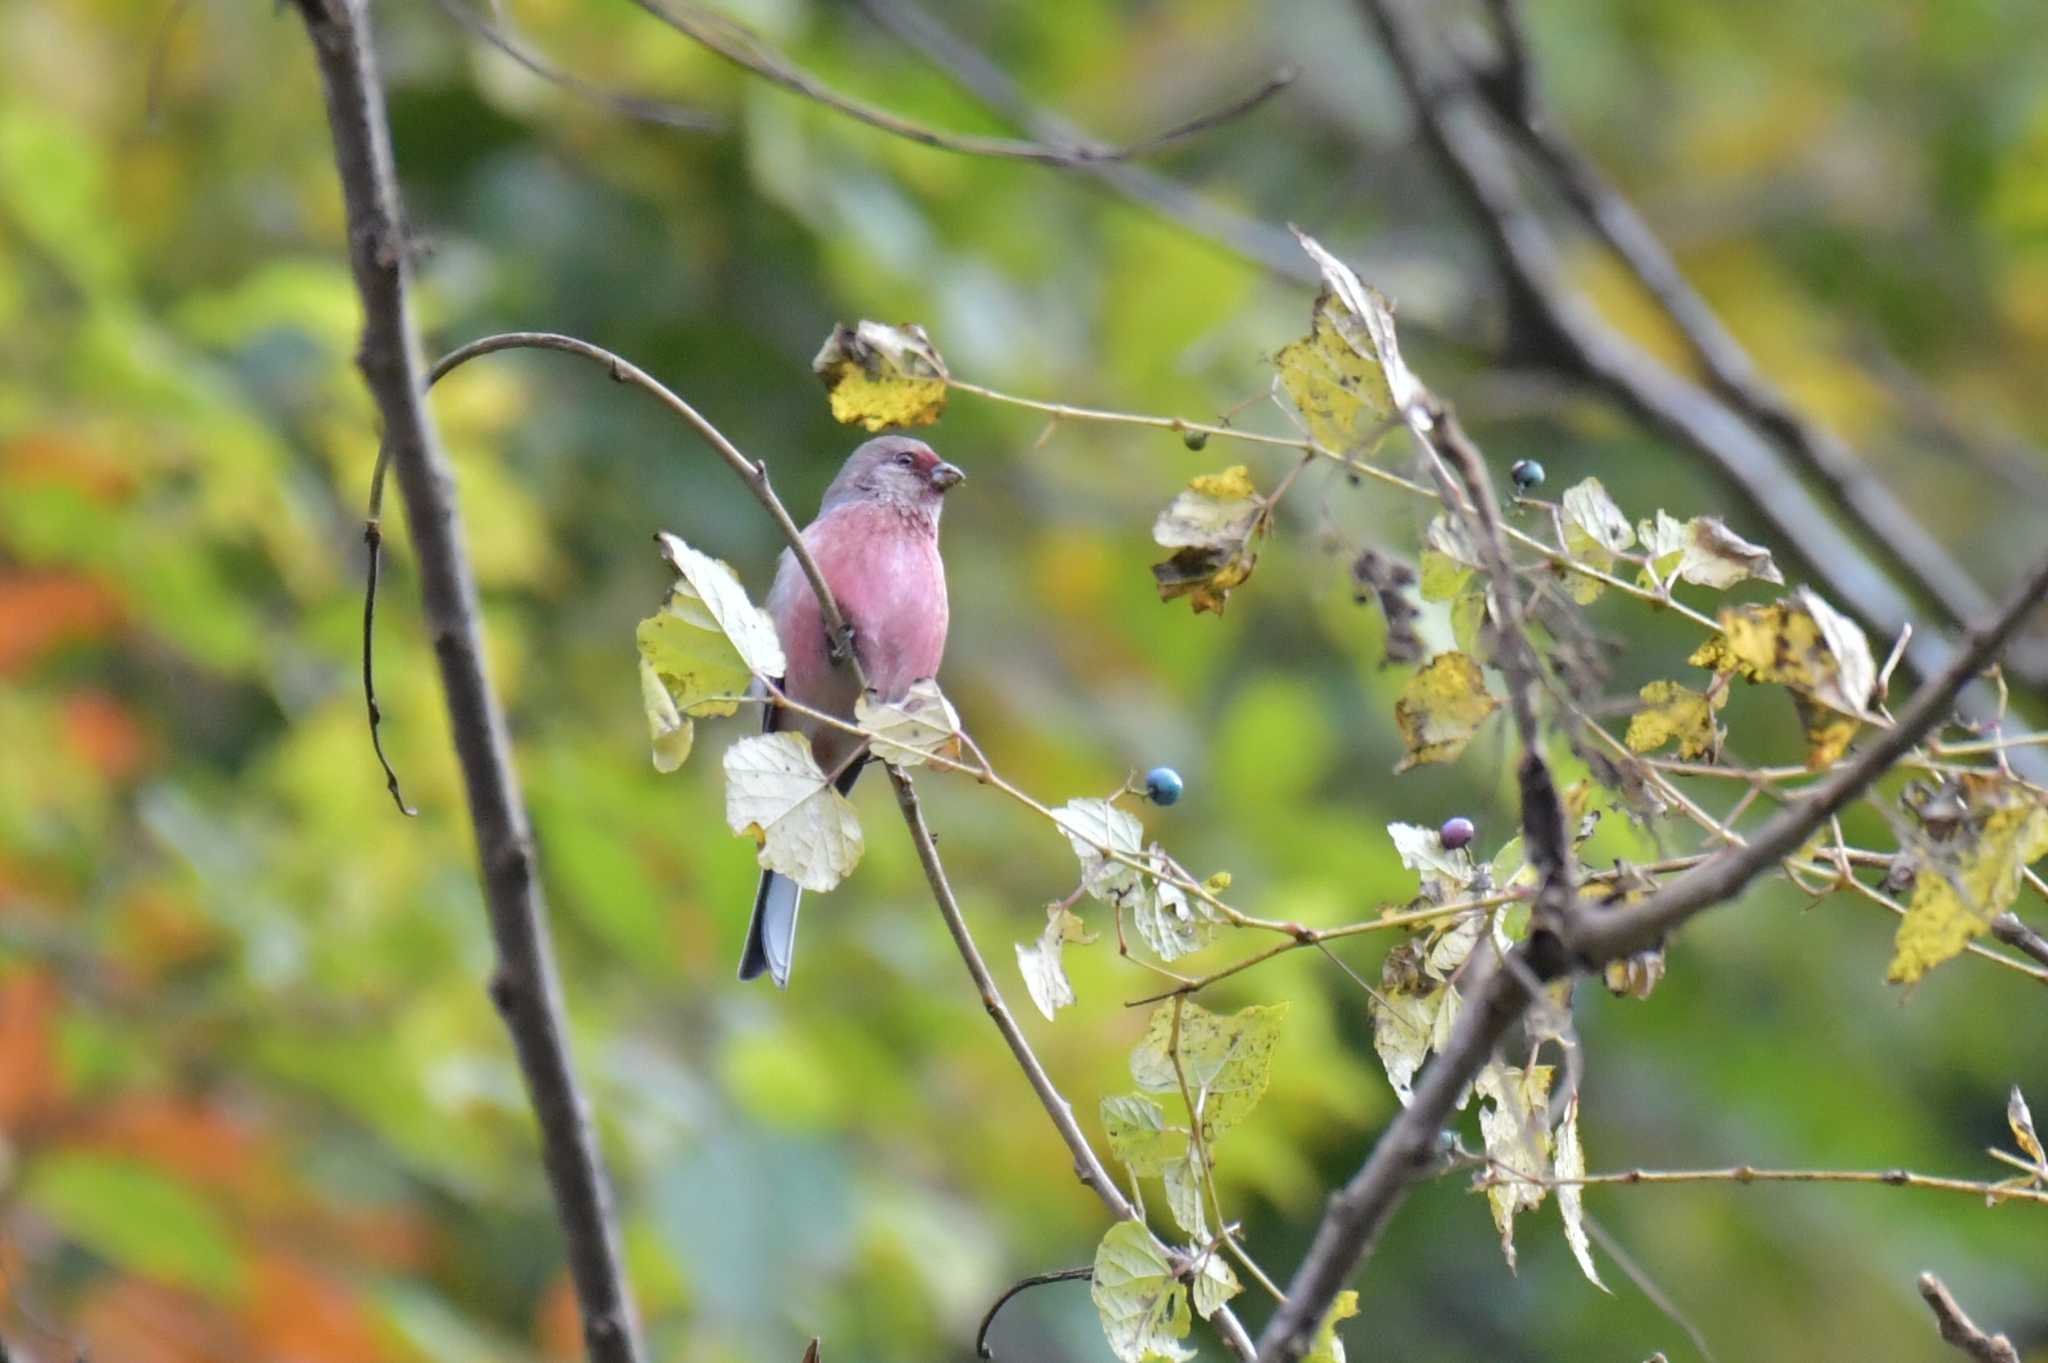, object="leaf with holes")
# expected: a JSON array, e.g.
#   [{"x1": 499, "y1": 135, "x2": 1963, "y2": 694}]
[
  {"x1": 1624, "y1": 679, "x2": 1724, "y2": 762},
  {"x1": 813, "y1": 320, "x2": 948, "y2": 430},
  {"x1": 1129, "y1": 1001, "x2": 1287, "y2": 1139},
  {"x1": 723, "y1": 733, "x2": 863, "y2": 893}
]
